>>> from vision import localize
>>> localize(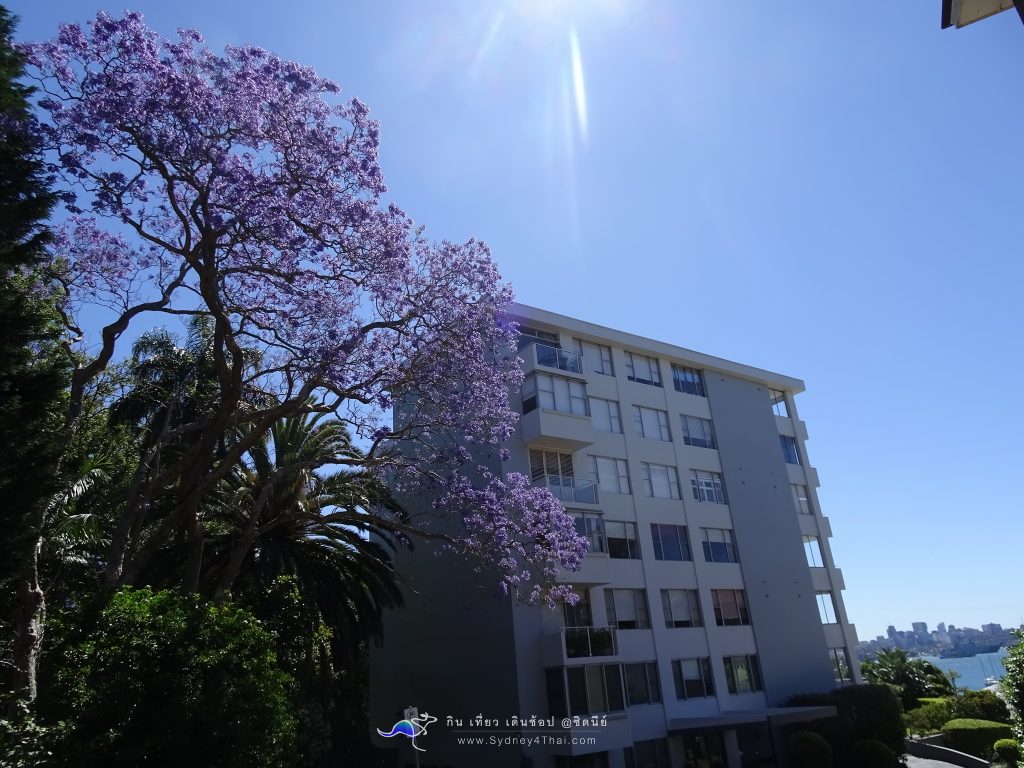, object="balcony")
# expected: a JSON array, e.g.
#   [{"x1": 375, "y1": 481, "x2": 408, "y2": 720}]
[
  {"x1": 535, "y1": 474, "x2": 599, "y2": 505},
  {"x1": 564, "y1": 626, "x2": 617, "y2": 658},
  {"x1": 541, "y1": 626, "x2": 618, "y2": 666},
  {"x1": 521, "y1": 342, "x2": 583, "y2": 375}
]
